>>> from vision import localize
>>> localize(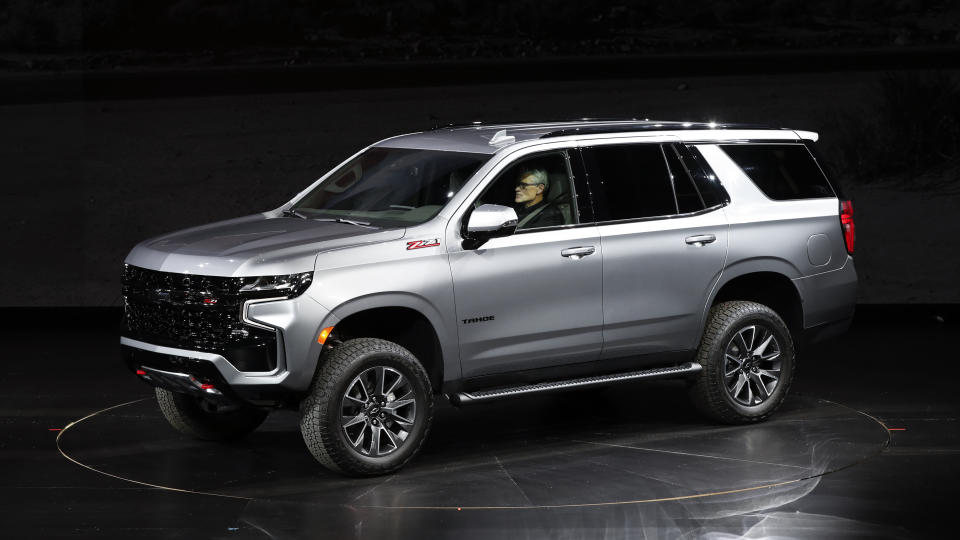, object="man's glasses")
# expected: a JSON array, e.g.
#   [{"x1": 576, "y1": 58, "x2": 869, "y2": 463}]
[{"x1": 515, "y1": 182, "x2": 542, "y2": 189}]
